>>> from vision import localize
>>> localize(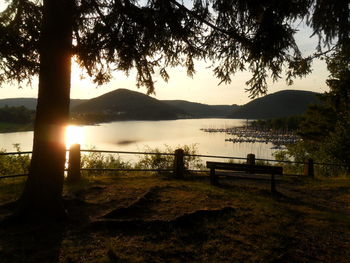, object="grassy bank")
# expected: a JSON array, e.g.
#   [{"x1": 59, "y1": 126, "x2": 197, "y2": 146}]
[{"x1": 0, "y1": 173, "x2": 349, "y2": 262}]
